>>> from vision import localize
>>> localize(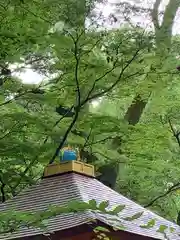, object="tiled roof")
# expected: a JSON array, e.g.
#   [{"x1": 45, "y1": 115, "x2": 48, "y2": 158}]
[{"x1": 0, "y1": 172, "x2": 180, "y2": 240}]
